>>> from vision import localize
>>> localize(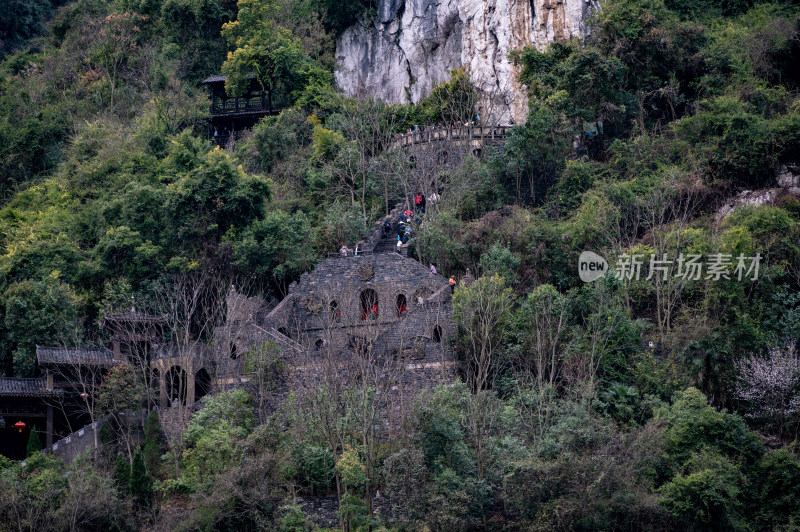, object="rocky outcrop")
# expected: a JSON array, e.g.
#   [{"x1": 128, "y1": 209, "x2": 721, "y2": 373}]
[
  {"x1": 335, "y1": 0, "x2": 597, "y2": 124},
  {"x1": 717, "y1": 164, "x2": 800, "y2": 219}
]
